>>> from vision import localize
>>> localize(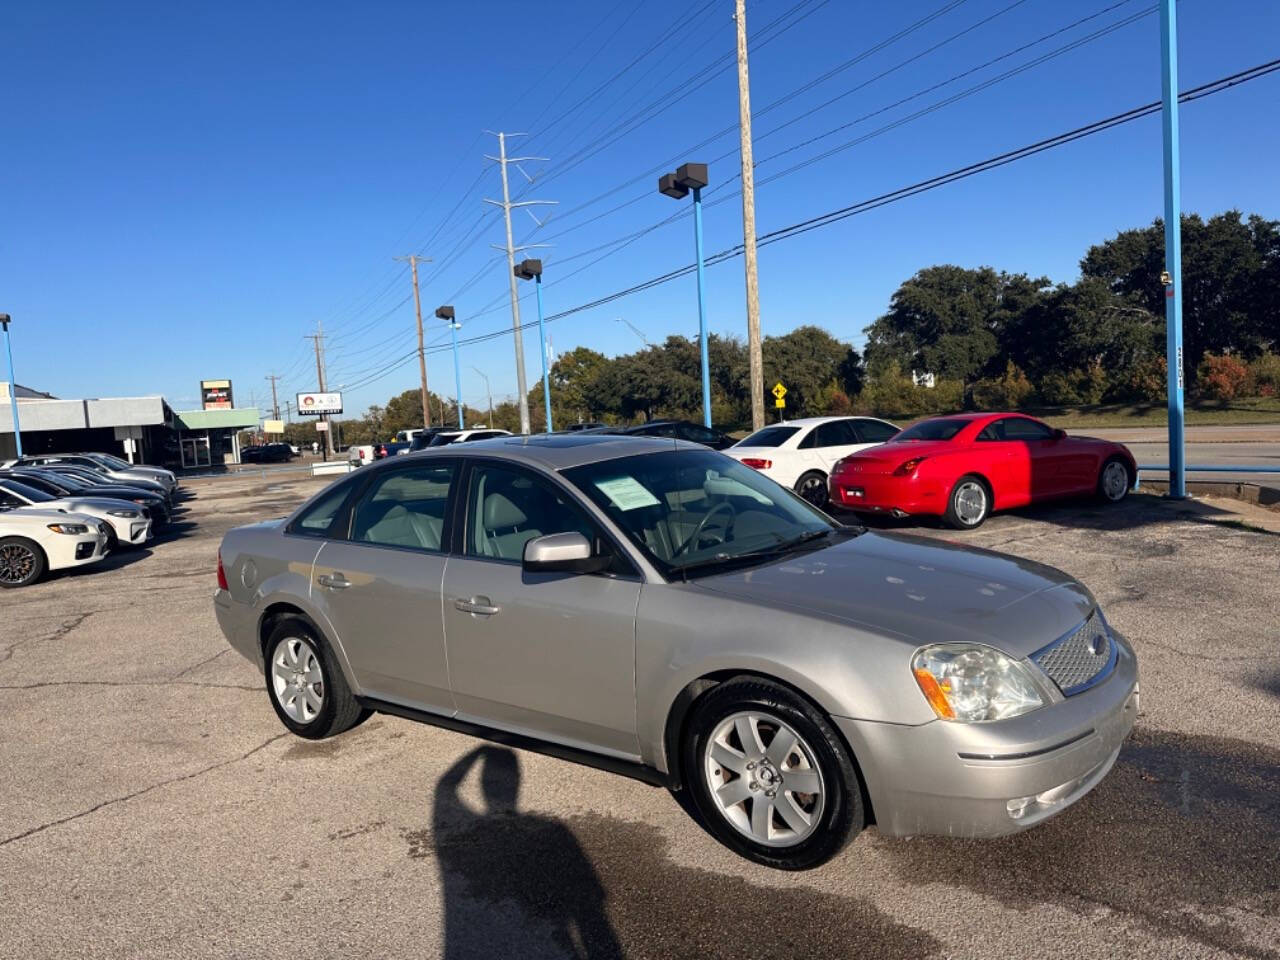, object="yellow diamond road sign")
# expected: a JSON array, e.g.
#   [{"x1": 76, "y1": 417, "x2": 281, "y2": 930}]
[{"x1": 772, "y1": 382, "x2": 787, "y2": 399}]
